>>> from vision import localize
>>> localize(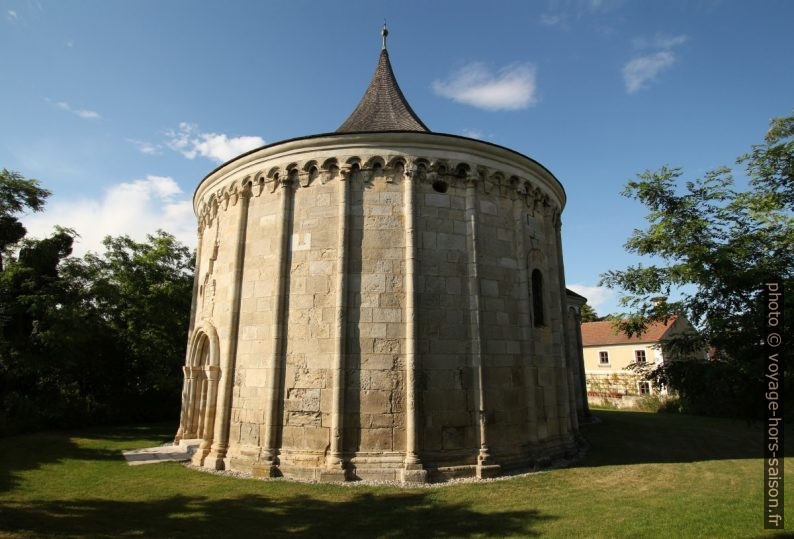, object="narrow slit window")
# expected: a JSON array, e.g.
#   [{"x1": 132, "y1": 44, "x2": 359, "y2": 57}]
[{"x1": 532, "y1": 269, "x2": 544, "y2": 327}]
